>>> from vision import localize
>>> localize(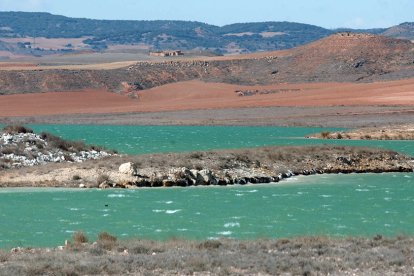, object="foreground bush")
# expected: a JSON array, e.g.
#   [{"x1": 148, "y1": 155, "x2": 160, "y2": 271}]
[{"x1": 2, "y1": 236, "x2": 414, "y2": 275}]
